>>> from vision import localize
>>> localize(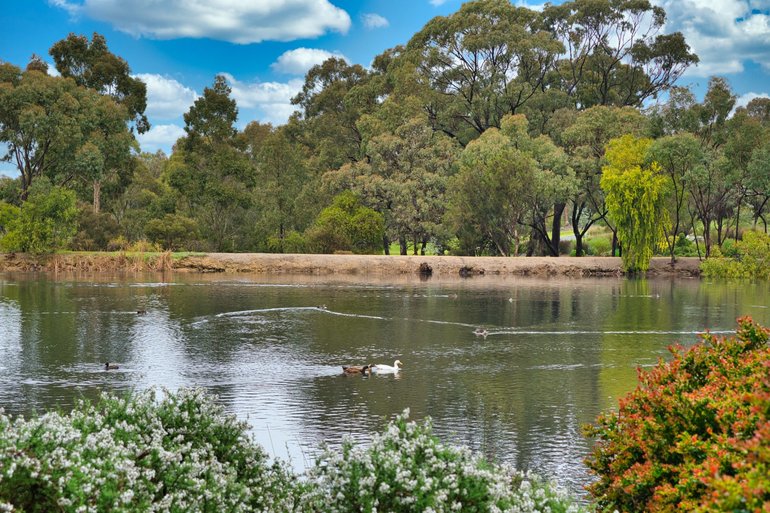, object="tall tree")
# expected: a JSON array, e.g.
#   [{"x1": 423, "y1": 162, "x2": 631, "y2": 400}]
[
  {"x1": 171, "y1": 76, "x2": 253, "y2": 251},
  {"x1": 50, "y1": 32, "x2": 149, "y2": 133},
  {"x1": 0, "y1": 63, "x2": 132, "y2": 203},
  {"x1": 406, "y1": 0, "x2": 562, "y2": 143},
  {"x1": 541, "y1": 0, "x2": 698, "y2": 109}
]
